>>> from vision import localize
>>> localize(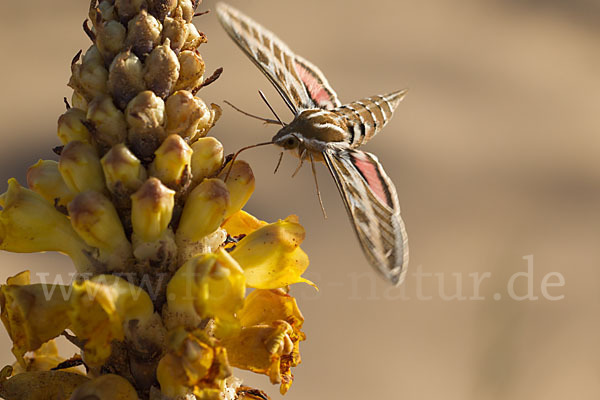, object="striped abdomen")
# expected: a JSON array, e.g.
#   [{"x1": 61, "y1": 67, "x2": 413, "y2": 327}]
[{"x1": 335, "y1": 89, "x2": 407, "y2": 148}]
